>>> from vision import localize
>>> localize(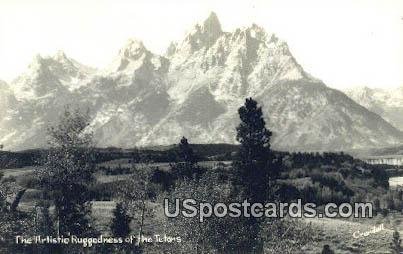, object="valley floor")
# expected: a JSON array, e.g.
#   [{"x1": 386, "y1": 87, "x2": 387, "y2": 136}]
[{"x1": 2, "y1": 160, "x2": 400, "y2": 253}]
